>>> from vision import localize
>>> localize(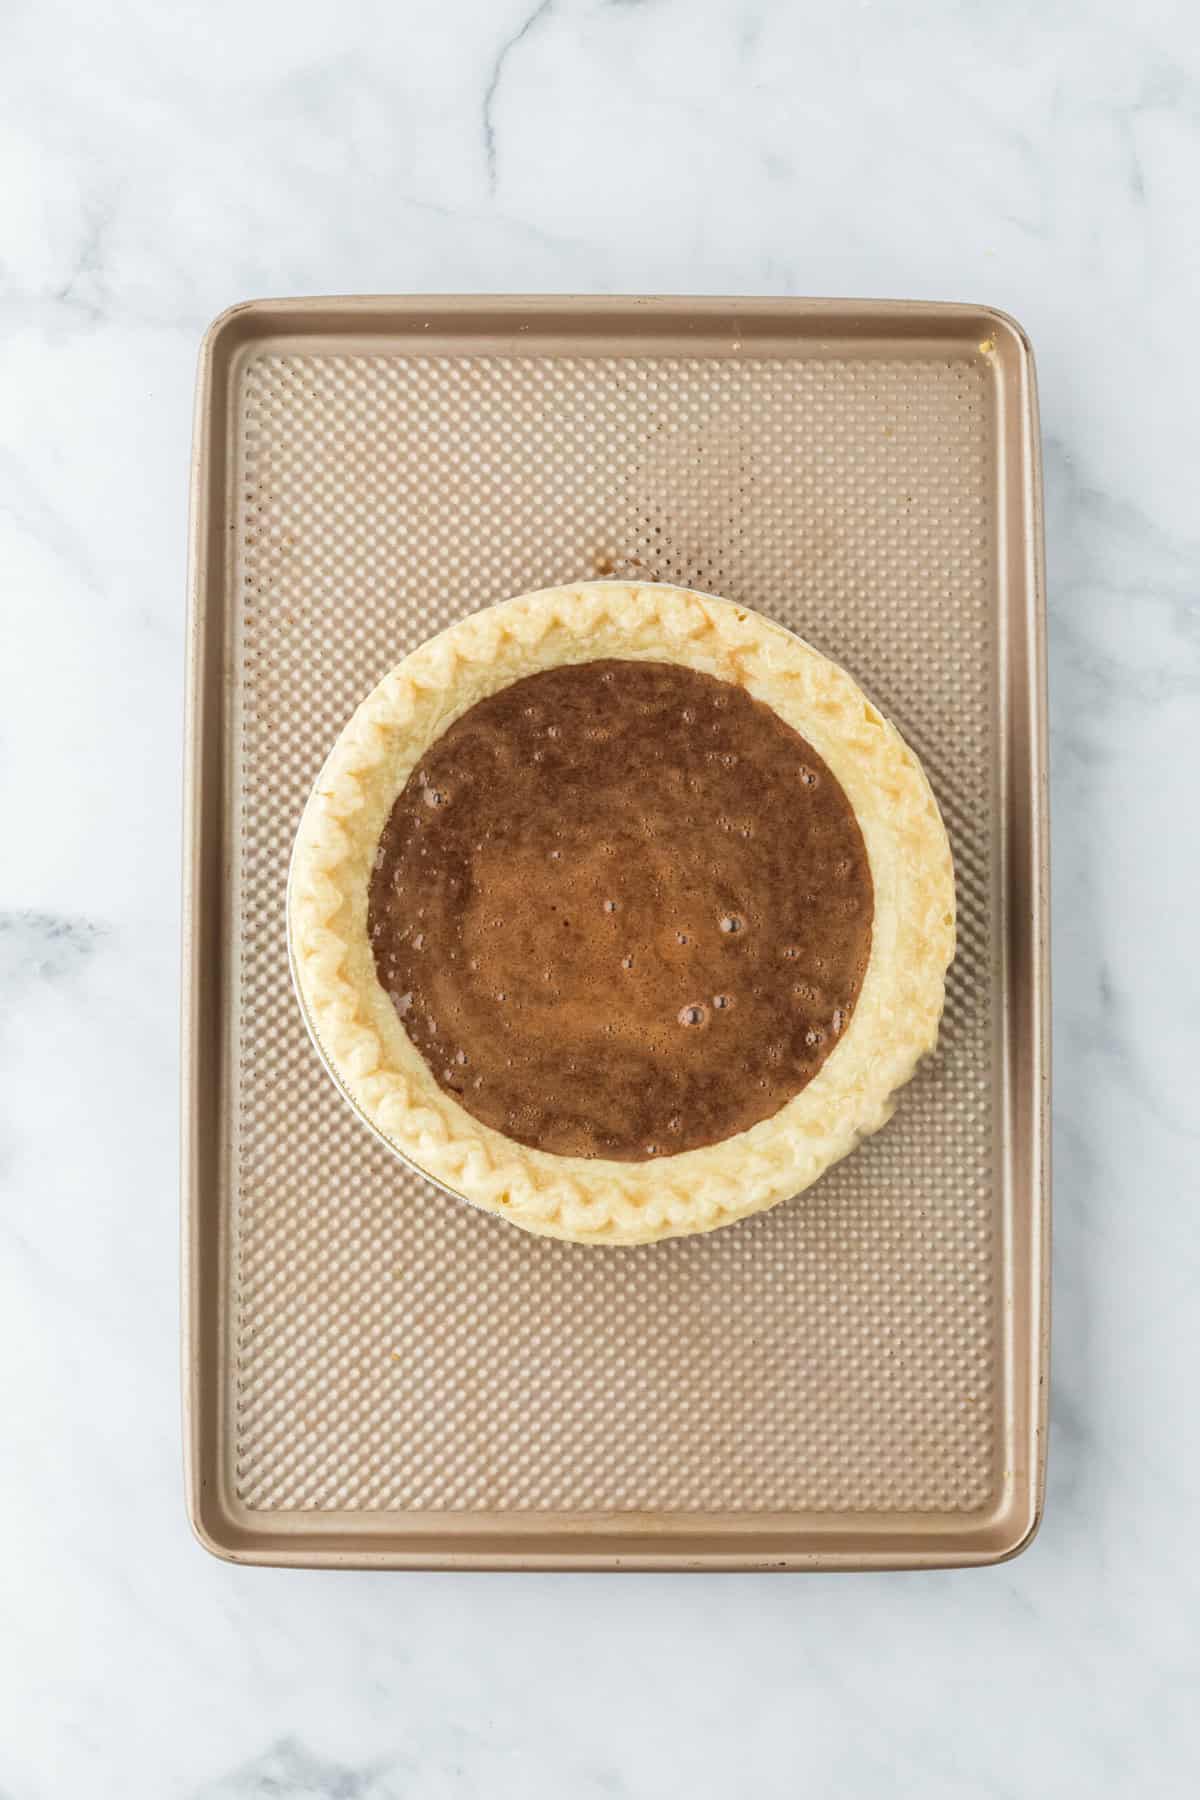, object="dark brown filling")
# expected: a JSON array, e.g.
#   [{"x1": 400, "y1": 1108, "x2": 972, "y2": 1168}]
[{"x1": 368, "y1": 659, "x2": 873, "y2": 1161}]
